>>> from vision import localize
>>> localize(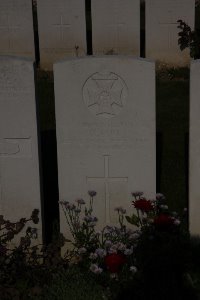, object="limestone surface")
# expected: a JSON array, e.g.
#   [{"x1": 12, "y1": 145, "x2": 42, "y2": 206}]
[
  {"x1": 0, "y1": 56, "x2": 42, "y2": 243},
  {"x1": 54, "y1": 56, "x2": 156, "y2": 240},
  {"x1": 91, "y1": 0, "x2": 140, "y2": 55},
  {"x1": 189, "y1": 60, "x2": 200, "y2": 235},
  {"x1": 146, "y1": 0, "x2": 195, "y2": 66},
  {"x1": 37, "y1": 0, "x2": 87, "y2": 70},
  {"x1": 0, "y1": 0, "x2": 35, "y2": 58}
]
